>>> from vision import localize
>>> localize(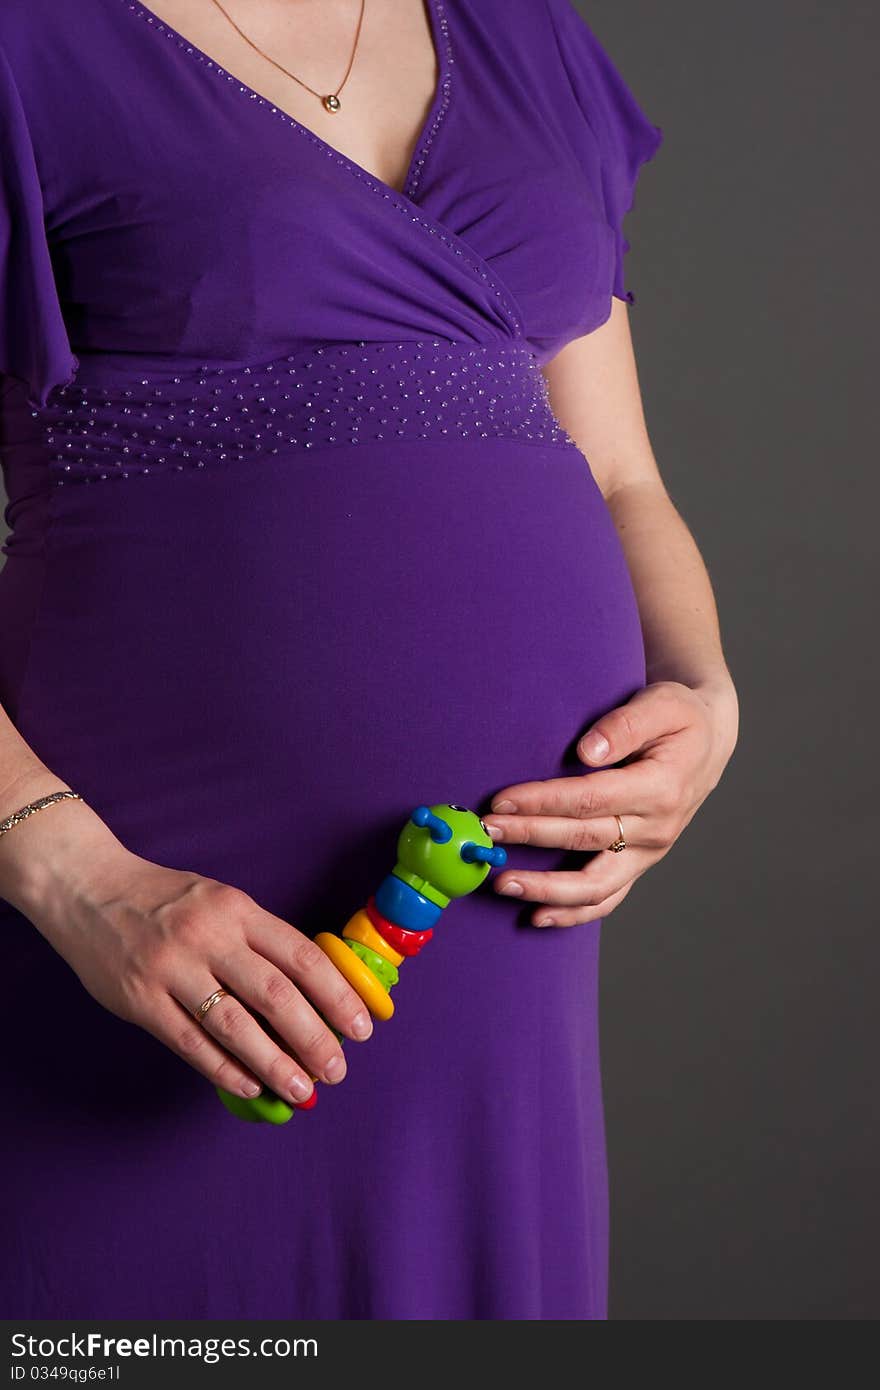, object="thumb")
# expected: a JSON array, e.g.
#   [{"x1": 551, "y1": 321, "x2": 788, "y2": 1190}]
[{"x1": 578, "y1": 693, "x2": 652, "y2": 766}]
